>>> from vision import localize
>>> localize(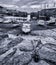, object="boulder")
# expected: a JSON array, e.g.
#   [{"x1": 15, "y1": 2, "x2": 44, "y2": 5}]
[
  {"x1": 38, "y1": 44, "x2": 56, "y2": 63},
  {"x1": 0, "y1": 48, "x2": 17, "y2": 65},
  {"x1": 7, "y1": 37, "x2": 23, "y2": 49},
  {"x1": 0, "y1": 38, "x2": 12, "y2": 55},
  {"x1": 41, "y1": 37, "x2": 56, "y2": 44},
  {"x1": 0, "y1": 48, "x2": 23, "y2": 65},
  {"x1": 37, "y1": 60, "x2": 50, "y2": 65},
  {"x1": 19, "y1": 40, "x2": 33, "y2": 51},
  {"x1": 28, "y1": 60, "x2": 50, "y2": 65},
  {"x1": 13, "y1": 52, "x2": 32, "y2": 65},
  {"x1": 0, "y1": 38, "x2": 12, "y2": 48}
]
